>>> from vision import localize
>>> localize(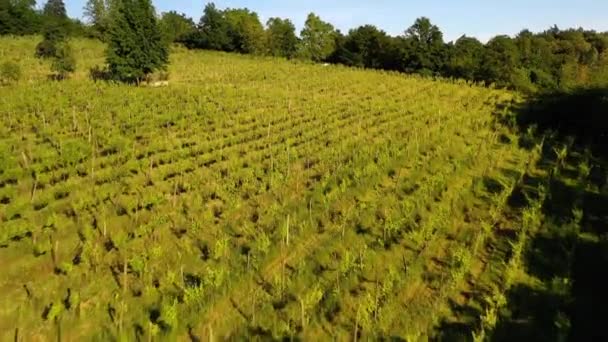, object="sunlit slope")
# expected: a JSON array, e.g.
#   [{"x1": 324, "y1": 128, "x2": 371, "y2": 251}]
[{"x1": 0, "y1": 37, "x2": 541, "y2": 340}]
